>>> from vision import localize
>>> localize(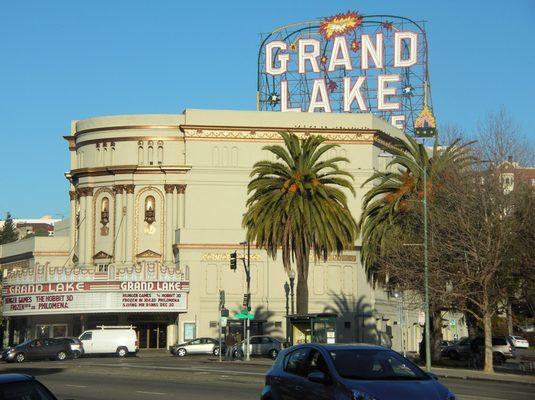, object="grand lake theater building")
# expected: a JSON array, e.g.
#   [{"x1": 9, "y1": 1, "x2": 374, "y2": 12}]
[{"x1": 0, "y1": 110, "x2": 466, "y2": 351}]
